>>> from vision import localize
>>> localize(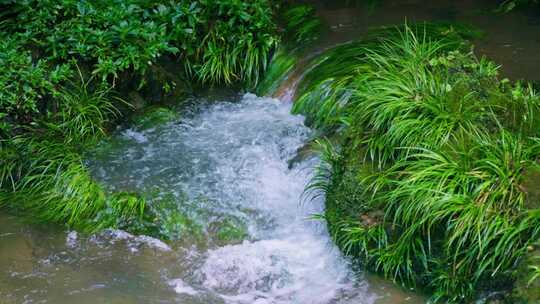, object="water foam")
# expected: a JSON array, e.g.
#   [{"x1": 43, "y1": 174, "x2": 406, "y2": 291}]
[{"x1": 89, "y1": 93, "x2": 376, "y2": 303}]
